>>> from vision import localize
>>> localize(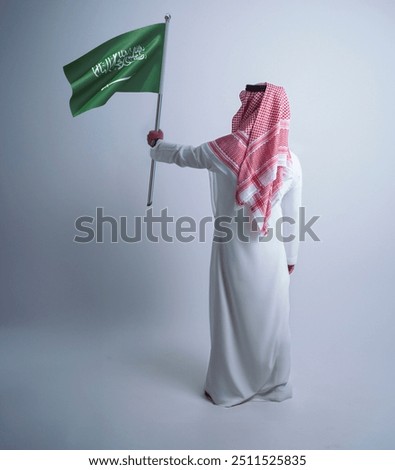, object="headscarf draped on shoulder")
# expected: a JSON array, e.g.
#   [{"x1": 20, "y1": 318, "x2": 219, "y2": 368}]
[{"x1": 208, "y1": 82, "x2": 292, "y2": 233}]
